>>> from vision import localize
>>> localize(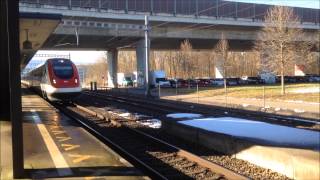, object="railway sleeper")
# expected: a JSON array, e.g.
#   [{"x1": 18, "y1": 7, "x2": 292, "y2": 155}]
[
  {"x1": 164, "y1": 173, "x2": 194, "y2": 179},
  {"x1": 176, "y1": 162, "x2": 196, "y2": 169},
  {"x1": 67, "y1": 101, "x2": 250, "y2": 180},
  {"x1": 187, "y1": 168, "x2": 209, "y2": 175},
  {"x1": 155, "y1": 153, "x2": 177, "y2": 159},
  {"x1": 166, "y1": 157, "x2": 186, "y2": 163}
]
